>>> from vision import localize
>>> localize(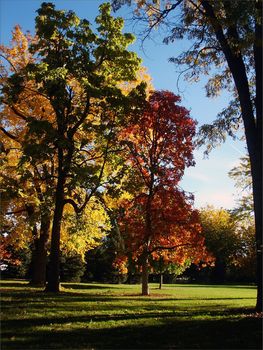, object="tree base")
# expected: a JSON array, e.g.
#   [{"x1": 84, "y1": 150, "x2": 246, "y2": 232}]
[
  {"x1": 28, "y1": 281, "x2": 46, "y2": 288},
  {"x1": 45, "y1": 283, "x2": 60, "y2": 293}
]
